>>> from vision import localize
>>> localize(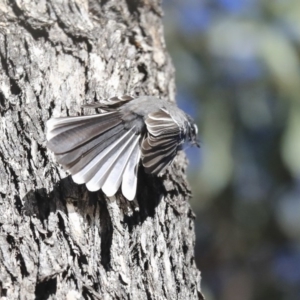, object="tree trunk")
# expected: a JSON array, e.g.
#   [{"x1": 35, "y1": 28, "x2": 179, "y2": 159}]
[{"x1": 0, "y1": 0, "x2": 203, "y2": 299}]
